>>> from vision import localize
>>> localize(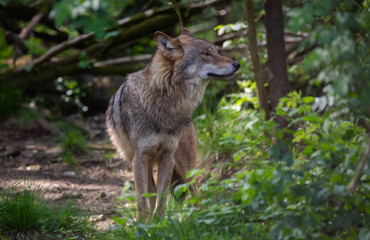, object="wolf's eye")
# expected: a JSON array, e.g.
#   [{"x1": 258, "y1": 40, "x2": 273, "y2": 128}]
[{"x1": 201, "y1": 51, "x2": 212, "y2": 57}]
